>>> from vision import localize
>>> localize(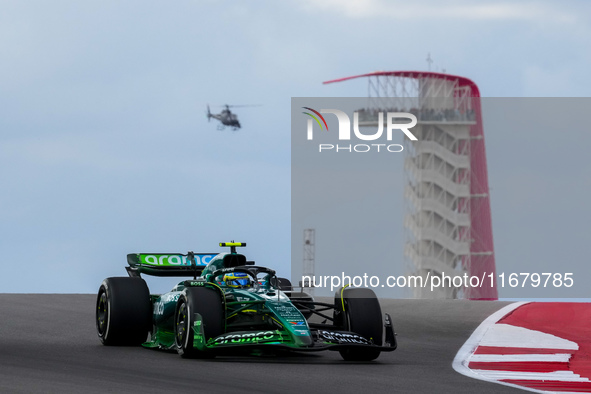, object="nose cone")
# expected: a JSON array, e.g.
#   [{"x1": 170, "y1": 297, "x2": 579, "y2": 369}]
[{"x1": 293, "y1": 332, "x2": 313, "y2": 347}]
